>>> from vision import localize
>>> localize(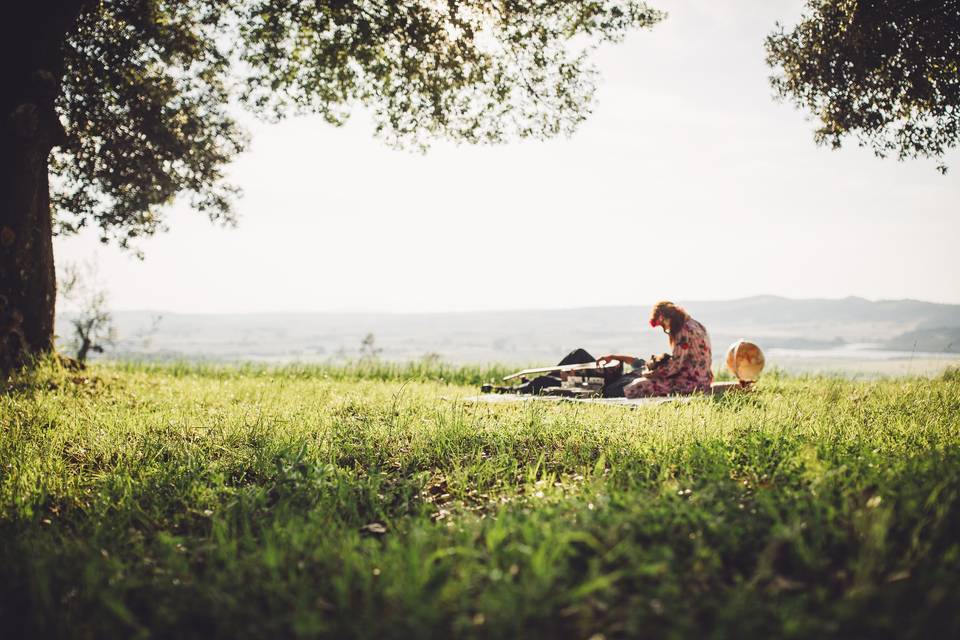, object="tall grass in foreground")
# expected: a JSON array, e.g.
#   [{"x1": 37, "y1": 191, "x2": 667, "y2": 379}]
[
  {"x1": 106, "y1": 358, "x2": 516, "y2": 387},
  {"x1": 1, "y1": 362, "x2": 959, "y2": 638}
]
